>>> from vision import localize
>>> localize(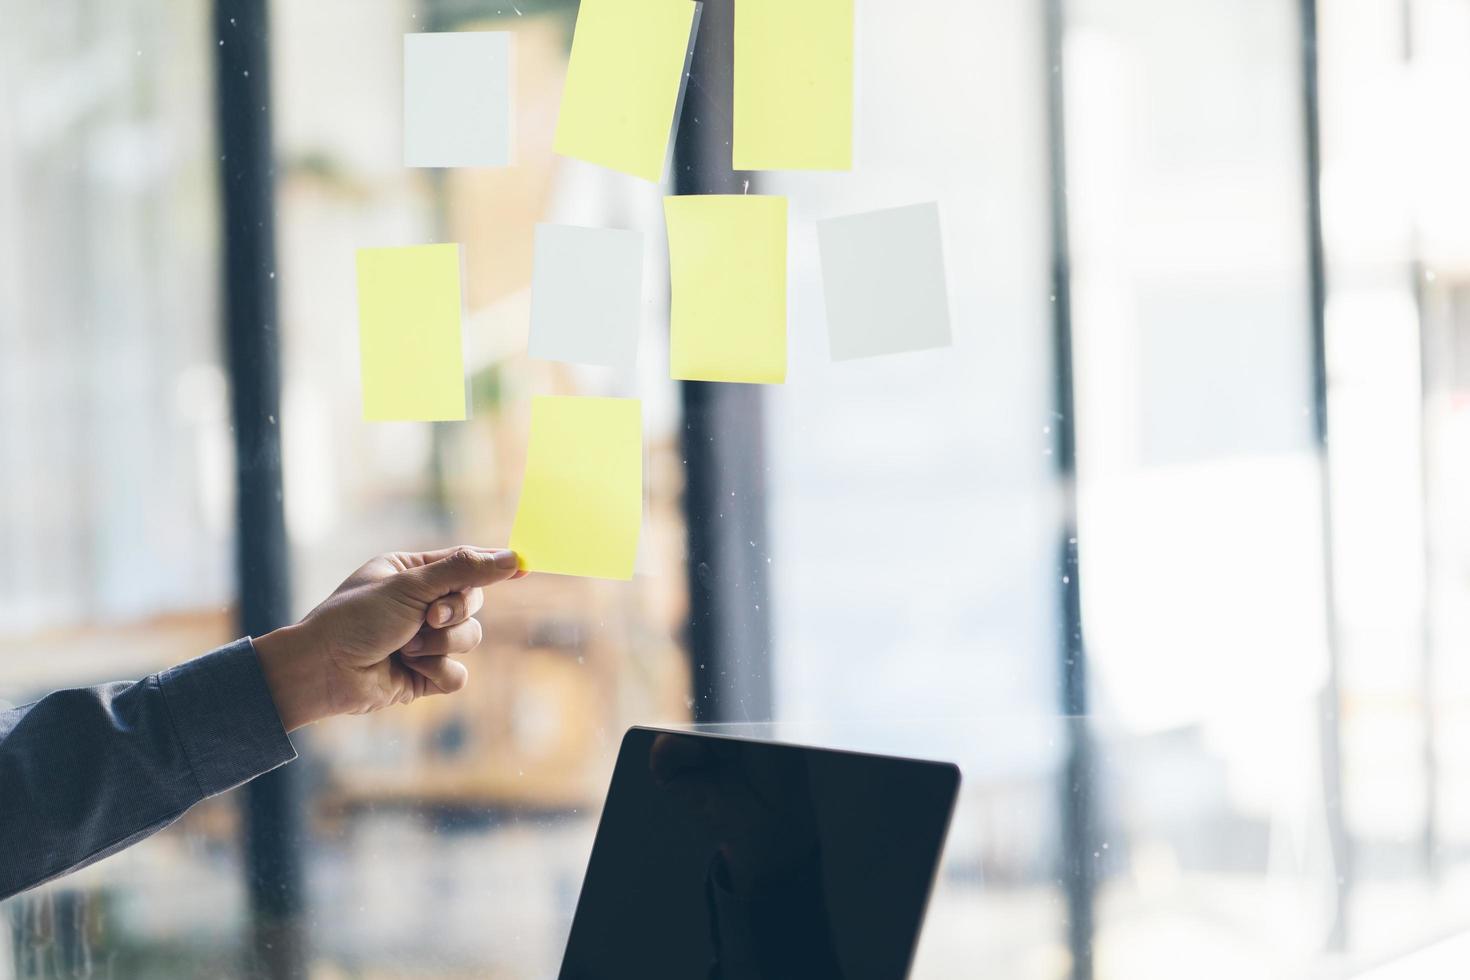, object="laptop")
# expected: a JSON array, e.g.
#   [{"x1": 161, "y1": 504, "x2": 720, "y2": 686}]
[{"x1": 559, "y1": 726, "x2": 961, "y2": 980}]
